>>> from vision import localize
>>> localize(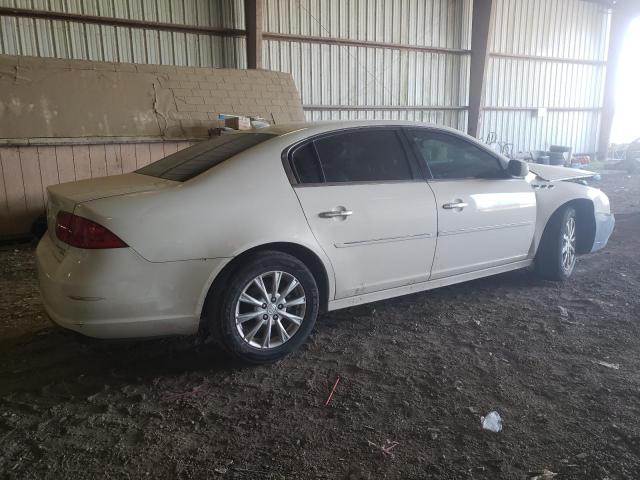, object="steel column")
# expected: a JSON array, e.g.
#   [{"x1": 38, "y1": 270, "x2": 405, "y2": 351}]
[
  {"x1": 467, "y1": 0, "x2": 494, "y2": 138},
  {"x1": 244, "y1": 0, "x2": 263, "y2": 69}
]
